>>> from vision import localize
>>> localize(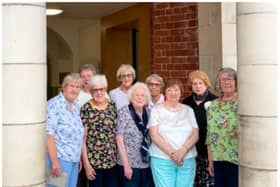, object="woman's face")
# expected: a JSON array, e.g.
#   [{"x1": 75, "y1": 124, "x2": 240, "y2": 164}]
[
  {"x1": 63, "y1": 81, "x2": 81, "y2": 103},
  {"x1": 80, "y1": 69, "x2": 94, "y2": 89},
  {"x1": 165, "y1": 84, "x2": 181, "y2": 103},
  {"x1": 220, "y1": 73, "x2": 236, "y2": 94},
  {"x1": 120, "y1": 70, "x2": 134, "y2": 88},
  {"x1": 192, "y1": 78, "x2": 207, "y2": 96},
  {"x1": 91, "y1": 83, "x2": 107, "y2": 104},
  {"x1": 147, "y1": 80, "x2": 161, "y2": 98},
  {"x1": 131, "y1": 87, "x2": 147, "y2": 109}
]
